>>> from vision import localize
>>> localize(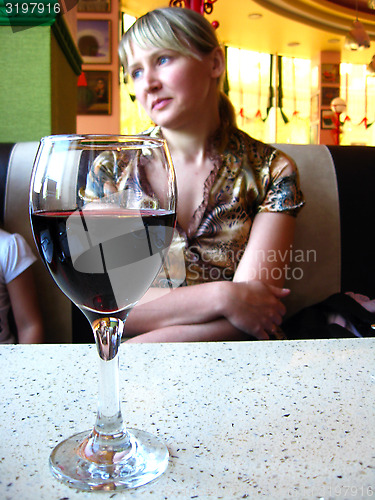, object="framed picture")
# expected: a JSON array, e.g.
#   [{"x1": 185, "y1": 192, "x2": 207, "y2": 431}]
[
  {"x1": 77, "y1": 19, "x2": 111, "y2": 64},
  {"x1": 77, "y1": 0, "x2": 110, "y2": 13},
  {"x1": 321, "y1": 86, "x2": 339, "y2": 107},
  {"x1": 321, "y1": 63, "x2": 340, "y2": 85},
  {"x1": 77, "y1": 70, "x2": 112, "y2": 115},
  {"x1": 321, "y1": 109, "x2": 335, "y2": 130}
]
